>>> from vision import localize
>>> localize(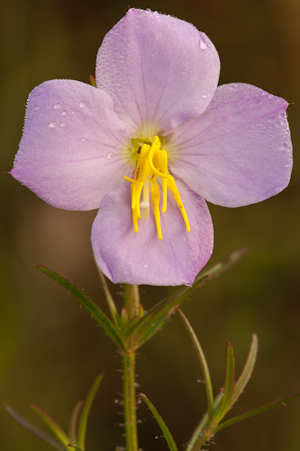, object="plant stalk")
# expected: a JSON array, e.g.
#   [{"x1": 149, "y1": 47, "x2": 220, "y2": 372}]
[{"x1": 122, "y1": 285, "x2": 140, "y2": 451}]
